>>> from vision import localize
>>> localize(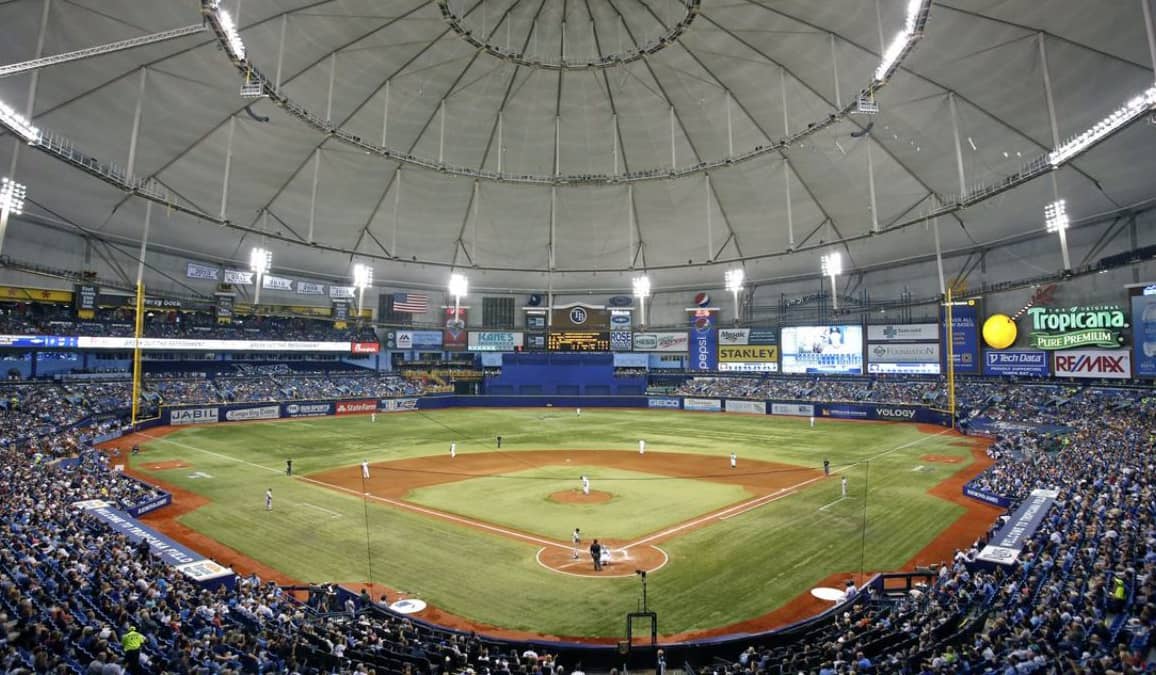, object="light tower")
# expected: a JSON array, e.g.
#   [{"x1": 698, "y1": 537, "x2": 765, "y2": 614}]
[
  {"x1": 632, "y1": 275, "x2": 651, "y2": 328},
  {"x1": 724, "y1": 268, "x2": 744, "y2": 325},
  {"x1": 821, "y1": 252, "x2": 843, "y2": 311},
  {"x1": 250, "y1": 247, "x2": 272, "y2": 306}
]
